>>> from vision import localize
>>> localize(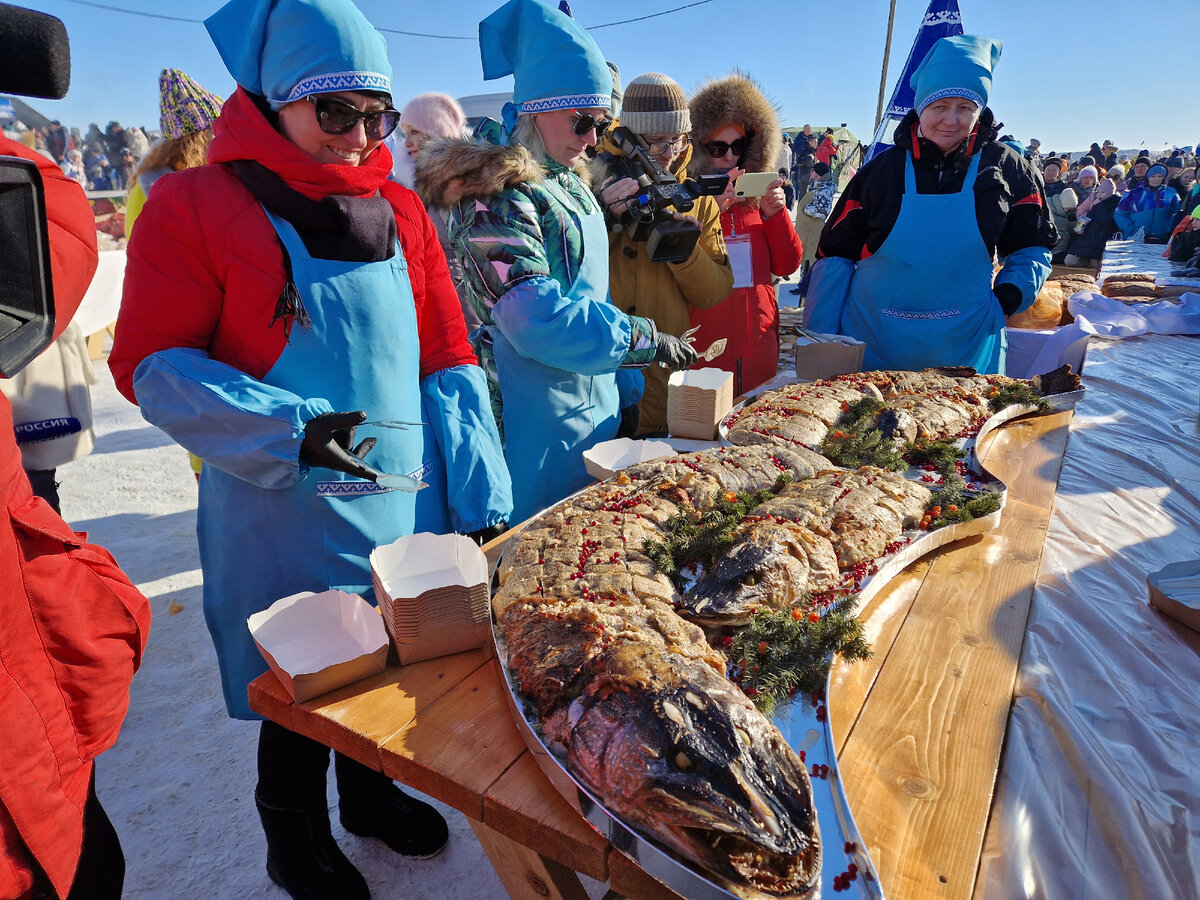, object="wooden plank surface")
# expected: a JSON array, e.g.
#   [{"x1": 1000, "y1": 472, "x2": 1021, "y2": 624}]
[
  {"x1": 834, "y1": 411, "x2": 1071, "y2": 900},
  {"x1": 470, "y1": 819, "x2": 592, "y2": 900},
  {"x1": 377, "y1": 653, "x2": 530, "y2": 821},
  {"x1": 482, "y1": 747, "x2": 611, "y2": 881}
]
